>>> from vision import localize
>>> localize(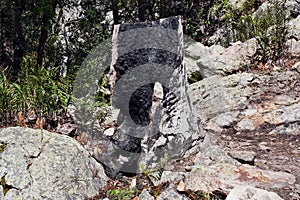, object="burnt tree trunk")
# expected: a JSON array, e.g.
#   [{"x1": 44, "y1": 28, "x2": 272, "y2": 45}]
[
  {"x1": 111, "y1": 0, "x2": 119, "y2": 25},
  {"x1": 104, "y1": 16, "x2": 206, "y2": 177},
  {"x1": 12, "y1": 0, "x2": 25, "y2": 80},
  {"x1": 137, "y1": 0, "x2": 146, "y2": 22}
]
